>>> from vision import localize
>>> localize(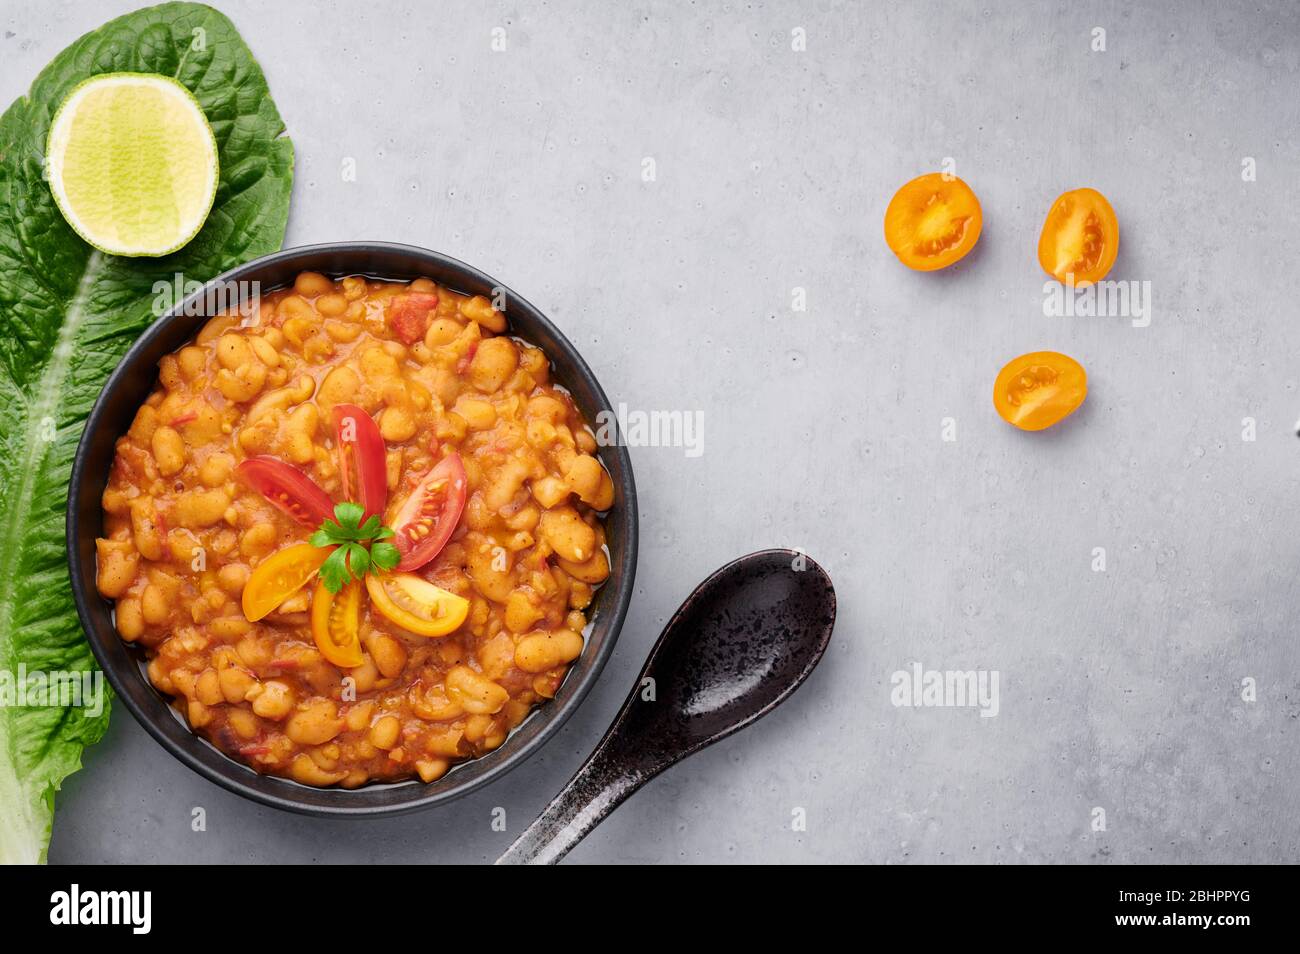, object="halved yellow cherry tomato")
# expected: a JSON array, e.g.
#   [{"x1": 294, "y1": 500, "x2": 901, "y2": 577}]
[
  {"x1": 884, "y1": 172, "x2": 983, "y2": 271},
  {"x1": 242, "y1": 544, "x2": 333, "y2": 622},
  {"x1": 365, "y1": 572, "x2": 469, "y2": 637},
  {"x1": 311, "y1": 579, "x2": 364, "y2": 668},
  {"x1": 993, "y1": 351, "x2": 1087, "y2": 431},
  {"x1": 1038, "y1": 188, "x2": 1118, "y2": 287}
]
